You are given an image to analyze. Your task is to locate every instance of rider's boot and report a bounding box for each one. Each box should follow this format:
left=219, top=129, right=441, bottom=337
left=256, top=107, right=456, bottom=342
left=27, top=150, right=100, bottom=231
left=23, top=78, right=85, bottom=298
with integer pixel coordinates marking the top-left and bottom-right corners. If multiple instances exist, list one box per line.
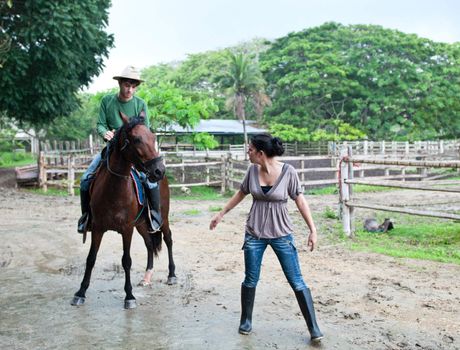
left=77, top=189, right=91, bottom=234
left=145, top=183, right=162, bottom=232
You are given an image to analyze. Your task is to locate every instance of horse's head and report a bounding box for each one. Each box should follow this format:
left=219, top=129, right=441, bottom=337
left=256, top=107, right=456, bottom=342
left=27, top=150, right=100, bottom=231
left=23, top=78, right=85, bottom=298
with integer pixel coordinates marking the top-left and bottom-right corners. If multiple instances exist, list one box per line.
left=117, top=111, right=165, bottom=182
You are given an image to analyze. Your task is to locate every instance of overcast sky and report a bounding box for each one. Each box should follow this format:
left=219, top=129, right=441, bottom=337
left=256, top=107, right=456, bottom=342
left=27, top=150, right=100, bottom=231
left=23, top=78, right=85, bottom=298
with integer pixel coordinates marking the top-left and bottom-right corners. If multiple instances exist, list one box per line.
left=86, top=0, right=460, bottom=92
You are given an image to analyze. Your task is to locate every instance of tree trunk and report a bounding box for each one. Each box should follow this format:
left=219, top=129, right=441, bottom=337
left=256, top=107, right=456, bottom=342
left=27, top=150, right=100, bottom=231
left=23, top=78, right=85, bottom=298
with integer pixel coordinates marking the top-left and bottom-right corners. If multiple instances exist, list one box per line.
left=242, top=118, right=248, bottom=160
left=236, top=93, right=248, bottom=160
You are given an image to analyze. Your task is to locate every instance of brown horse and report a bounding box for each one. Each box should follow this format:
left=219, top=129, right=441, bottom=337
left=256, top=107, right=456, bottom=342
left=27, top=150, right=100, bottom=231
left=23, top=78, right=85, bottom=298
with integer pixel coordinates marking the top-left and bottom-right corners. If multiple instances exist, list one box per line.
left=71, top=112, right=176, bottom=309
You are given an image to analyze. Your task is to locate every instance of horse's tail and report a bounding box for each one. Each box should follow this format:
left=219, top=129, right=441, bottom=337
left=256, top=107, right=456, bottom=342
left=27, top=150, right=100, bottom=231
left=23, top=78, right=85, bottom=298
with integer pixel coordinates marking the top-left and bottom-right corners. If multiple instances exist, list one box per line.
left=152, top=231, right=162, bottom=256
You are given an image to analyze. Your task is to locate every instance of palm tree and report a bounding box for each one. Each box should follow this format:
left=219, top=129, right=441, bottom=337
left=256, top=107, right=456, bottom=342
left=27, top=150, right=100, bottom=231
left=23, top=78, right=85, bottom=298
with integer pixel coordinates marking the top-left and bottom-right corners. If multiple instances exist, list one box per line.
left=221, top=52, right=269, bottom=159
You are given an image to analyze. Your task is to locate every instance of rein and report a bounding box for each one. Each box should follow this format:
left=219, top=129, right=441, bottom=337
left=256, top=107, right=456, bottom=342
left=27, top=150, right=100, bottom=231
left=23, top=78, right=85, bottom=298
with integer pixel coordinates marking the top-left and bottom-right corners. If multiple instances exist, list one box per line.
left=106, top=127, right=163, bottom=180
left=105, top=144, right=130, bottom=179
left=118, top=129, right=163, bottom=179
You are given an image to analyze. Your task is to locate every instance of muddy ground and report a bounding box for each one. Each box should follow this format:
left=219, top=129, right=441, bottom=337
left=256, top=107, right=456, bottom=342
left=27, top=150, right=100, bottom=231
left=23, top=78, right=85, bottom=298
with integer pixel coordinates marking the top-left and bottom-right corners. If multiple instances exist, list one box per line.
left=0, top=185, right=459, bottom=350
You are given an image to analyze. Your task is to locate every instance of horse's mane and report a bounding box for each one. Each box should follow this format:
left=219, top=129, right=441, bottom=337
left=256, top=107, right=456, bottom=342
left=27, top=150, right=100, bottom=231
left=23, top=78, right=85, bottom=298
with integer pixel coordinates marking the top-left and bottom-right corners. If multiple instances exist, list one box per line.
left=109, top=115, right=146, bottom=150
left=99, top=116, right=147, bottom=169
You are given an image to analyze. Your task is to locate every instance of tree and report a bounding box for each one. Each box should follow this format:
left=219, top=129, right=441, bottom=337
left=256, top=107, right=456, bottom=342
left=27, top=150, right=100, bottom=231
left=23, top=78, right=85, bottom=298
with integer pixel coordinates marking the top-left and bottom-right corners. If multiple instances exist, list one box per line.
left=141, top=38, right=271, bottom=120
left=0, top=0, right=114, bottom=126
left=220, top=52, right=268, bottom=158
left=310, top=119, right=366, bottom=141
left=269, top=123, right=310, bottom=142
left=41, top=92, right=106, bottom=140
left=137, top=82, right=218, bottom=133
left=260, top=22, right=460, bottom=140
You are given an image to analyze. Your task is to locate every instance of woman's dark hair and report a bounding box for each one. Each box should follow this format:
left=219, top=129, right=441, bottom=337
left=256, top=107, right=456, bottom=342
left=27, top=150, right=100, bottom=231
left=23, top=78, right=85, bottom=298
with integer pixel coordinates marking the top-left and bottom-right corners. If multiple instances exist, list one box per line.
left=250, top=133, right=284, bottom=157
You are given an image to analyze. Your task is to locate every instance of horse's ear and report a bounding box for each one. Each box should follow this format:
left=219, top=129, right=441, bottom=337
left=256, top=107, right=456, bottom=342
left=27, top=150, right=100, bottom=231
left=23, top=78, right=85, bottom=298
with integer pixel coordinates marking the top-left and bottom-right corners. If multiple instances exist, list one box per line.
left=139, top=110, right=146, bottom=118
left=119, top=111, right=129, bottom=124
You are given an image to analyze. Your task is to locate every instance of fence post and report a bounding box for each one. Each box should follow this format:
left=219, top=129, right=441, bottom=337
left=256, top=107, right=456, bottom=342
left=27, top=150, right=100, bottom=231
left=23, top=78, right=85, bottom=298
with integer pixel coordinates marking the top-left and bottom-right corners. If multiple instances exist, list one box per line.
left=300, top=158, right=305, bottom=181
left=220, top=154, right=226, bottom=194
left=229, top=155, right=234, bottom=190
left=181, top=157, right=185, bottom=183
left=68, top=155, right=75, bottom=196
left=340, top=146, right=353, bottom=237
left=89, top=134, right=94, bottom=155
left=38, top=151, right=47, bottom=193
left=347, top=146, right=354, bottom=233
left=206, top=159, right=210, bottom=186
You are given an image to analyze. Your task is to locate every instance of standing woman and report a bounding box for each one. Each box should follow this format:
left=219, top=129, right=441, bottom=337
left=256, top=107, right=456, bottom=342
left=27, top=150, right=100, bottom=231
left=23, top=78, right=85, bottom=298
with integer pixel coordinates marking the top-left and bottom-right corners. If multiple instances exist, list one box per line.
left=209, top=133, right=323, bottom=342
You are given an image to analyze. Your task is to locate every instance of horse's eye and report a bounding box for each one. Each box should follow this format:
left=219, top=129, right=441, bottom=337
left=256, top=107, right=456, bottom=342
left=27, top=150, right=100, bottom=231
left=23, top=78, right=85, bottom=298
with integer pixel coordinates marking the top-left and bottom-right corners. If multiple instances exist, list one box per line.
left=133, top=137, right=142, bottom=145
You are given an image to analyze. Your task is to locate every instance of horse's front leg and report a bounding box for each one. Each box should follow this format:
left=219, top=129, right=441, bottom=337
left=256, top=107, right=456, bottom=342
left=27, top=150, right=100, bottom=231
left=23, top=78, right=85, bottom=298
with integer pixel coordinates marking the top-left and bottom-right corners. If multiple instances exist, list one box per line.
left=121, top=229, right=136, bottom=309
left=163, top=226, right=177, bottom=285
left=71, top=230, right=104, bottom=306
left=138, top=231, right=155, bottom=286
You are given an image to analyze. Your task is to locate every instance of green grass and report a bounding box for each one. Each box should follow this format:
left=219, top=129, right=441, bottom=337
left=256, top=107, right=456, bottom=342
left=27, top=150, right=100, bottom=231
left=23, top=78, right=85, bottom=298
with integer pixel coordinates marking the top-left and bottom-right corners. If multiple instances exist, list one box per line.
left=209, top=205, right=223, bottom=212
left=171, top=185, right=231, bottom=200
left=322, top=206, right=339, bottom=219
left=306, top=184, right=393, bottom=196
left=0, top=152, right=36, bottom=167
left=183, top=209, right=201, bottom=215
left=25, top=187, right=70, bottom=197
left=347, top=221, right=460, bottom=265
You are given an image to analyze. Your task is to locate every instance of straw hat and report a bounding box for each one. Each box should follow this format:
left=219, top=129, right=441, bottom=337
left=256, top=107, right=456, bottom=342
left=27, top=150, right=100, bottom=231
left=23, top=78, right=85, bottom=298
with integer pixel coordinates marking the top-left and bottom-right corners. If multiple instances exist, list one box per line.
left=113, top=65, right=144, bottom=82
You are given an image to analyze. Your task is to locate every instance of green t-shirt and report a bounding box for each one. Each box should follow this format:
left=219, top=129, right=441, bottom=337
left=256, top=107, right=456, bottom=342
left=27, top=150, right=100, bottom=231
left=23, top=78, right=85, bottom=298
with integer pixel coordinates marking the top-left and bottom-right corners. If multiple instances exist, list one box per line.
left=96, top=94, right=150, bottom=140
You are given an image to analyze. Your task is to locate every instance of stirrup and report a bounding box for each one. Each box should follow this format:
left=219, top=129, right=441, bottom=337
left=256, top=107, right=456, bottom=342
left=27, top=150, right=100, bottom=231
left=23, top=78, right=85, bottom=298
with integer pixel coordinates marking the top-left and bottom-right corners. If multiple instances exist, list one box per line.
left=77, top=213, right=89, bottom=234
left=147, top=210, right=162, bottom=233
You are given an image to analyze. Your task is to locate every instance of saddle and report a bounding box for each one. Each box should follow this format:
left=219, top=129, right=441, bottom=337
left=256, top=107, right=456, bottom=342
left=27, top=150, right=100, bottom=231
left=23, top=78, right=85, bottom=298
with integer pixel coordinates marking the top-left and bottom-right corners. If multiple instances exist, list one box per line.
left=84, top=167, right=157, bottom=232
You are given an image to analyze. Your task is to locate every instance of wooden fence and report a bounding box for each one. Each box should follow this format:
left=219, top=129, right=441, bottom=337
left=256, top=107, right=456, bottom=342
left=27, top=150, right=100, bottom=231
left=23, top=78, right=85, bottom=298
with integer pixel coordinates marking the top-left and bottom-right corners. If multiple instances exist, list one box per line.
left=17, top=138, right=460, bottom=197
left=339, top=146, right=460, bottom=237
left=34, top=151, right=339, bottom=195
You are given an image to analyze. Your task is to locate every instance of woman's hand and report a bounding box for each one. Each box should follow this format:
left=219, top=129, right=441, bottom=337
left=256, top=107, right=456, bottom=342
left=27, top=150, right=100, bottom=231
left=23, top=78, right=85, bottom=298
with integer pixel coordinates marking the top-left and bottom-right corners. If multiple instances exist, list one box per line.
left=307, top=230, right=318, bottom=252
left=209, top=212, right=223, bottom=230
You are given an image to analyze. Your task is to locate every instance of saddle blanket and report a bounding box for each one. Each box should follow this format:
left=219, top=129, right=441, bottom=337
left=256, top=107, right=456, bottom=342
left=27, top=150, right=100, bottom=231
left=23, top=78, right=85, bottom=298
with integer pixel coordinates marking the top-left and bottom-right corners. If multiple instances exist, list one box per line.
left=130, top=168, right=144, bottom=206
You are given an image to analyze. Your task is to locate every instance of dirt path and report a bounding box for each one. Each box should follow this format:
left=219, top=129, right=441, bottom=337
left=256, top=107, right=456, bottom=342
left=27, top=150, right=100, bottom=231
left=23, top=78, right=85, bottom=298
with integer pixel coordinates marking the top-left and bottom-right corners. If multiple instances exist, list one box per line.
left=0, top=188, right=459, bottom=350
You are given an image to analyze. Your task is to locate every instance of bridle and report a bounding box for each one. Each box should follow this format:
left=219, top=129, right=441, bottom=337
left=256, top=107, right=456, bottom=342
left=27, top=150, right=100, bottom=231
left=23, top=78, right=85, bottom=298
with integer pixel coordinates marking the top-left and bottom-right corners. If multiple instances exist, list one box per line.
left=106, top=125, right=163, bottom=180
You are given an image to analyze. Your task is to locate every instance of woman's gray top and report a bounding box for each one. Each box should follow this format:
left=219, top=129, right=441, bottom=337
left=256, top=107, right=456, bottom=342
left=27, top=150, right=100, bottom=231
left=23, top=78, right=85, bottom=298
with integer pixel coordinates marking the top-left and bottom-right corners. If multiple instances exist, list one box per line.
left=240, top=163, right=302, bottom=239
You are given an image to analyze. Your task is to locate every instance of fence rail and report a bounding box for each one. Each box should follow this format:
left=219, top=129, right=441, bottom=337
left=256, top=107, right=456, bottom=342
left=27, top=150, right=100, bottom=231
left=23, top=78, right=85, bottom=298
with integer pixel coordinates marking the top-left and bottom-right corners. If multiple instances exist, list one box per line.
left=31, top=137, right=460, bottom=158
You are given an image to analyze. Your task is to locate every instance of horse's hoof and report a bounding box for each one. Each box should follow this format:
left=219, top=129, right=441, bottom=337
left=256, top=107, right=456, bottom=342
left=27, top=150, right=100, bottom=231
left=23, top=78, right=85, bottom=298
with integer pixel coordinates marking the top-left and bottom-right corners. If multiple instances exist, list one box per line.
left=124, top=299, right=137, bottom=309
left=138, top=280, right=151, bottom=287
left=71, top=296, right=86, bottom=306
left=167, top=276, right=178, bottom=285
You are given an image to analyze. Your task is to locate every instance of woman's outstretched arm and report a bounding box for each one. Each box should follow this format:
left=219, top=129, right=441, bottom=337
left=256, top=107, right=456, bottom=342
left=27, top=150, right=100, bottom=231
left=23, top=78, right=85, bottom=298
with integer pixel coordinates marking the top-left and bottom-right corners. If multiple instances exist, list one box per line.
left=209, top=190, right=247, bottom=230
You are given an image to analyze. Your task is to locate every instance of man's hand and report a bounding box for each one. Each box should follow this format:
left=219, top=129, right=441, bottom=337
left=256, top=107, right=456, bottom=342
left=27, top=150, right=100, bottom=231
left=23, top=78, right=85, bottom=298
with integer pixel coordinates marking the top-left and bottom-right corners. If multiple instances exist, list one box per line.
left=104, top=129, right=115, bottom=141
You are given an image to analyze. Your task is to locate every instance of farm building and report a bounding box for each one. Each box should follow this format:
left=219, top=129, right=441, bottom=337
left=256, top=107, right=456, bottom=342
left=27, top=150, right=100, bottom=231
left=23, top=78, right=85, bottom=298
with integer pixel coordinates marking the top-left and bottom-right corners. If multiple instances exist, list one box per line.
left=157, top=119, right=267, bottom=146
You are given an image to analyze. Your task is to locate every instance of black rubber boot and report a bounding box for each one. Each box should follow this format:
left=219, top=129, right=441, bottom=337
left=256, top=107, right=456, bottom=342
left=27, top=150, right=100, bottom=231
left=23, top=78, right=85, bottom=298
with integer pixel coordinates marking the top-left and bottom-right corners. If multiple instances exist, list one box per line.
left=239, top=285, right=256, bottom=335
left=145, top=184, right=162, bottom=232
left=77, top=190, right=91, bottom=234
left=295, top=288, right=323, bottom=342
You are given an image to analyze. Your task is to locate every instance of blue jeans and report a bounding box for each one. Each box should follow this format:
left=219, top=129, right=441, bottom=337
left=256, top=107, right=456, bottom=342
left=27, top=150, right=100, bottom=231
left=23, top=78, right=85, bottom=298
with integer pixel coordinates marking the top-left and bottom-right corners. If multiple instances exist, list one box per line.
left=80, top=153, right=102, bottom=191
left=80, top=153, right=158, bottom=191
left=242, top=233, right=308, bottom=291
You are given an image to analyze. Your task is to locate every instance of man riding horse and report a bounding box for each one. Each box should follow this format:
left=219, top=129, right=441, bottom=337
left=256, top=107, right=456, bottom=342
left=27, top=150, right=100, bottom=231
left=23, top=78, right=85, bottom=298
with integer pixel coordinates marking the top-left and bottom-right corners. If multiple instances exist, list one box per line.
left=78, top=65, right=162, bottom=234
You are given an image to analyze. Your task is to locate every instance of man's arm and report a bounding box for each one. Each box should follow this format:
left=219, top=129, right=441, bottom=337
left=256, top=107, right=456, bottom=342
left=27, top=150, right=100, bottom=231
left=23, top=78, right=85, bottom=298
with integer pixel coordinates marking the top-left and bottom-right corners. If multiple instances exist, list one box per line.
left=96, top=97, right=110, bottom=140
